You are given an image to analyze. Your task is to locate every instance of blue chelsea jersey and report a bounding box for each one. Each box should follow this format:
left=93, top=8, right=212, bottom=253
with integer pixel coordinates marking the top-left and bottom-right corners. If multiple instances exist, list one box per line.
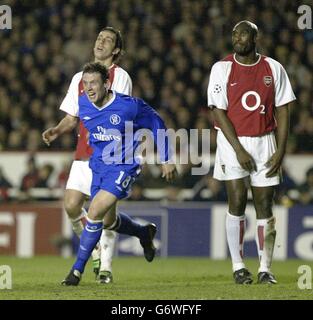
left=78, top=91, right=169, bottom=174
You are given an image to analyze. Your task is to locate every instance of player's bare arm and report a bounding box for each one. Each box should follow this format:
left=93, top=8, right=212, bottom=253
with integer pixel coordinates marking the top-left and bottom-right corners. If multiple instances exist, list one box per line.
left=161, top=163, right=177, bottom=182
left=212, top=107, right=257, bottom=172
left=42, top=114, right=78, bottom=146
left=266, top=104, right=289, bottom=177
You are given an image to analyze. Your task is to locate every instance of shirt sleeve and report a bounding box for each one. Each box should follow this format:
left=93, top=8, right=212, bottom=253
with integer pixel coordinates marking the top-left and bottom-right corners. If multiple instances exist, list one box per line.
left=265, top=57, right=296, bottom=107
left=135, top=99, right=172, bottom=163
left=207, top=62, right=229, bottom=110
left=111, top=68, right=133, bottom=95
left=59, top=72, right=81, bottom=116
left=274, top=64, right=296, bottom=107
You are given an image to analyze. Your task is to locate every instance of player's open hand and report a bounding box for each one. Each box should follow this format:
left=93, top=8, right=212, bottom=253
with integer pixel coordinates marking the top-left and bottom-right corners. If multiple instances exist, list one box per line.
left=161, top=163, right=177, bottom=182
left=236, top=148, right=257, bottom=173
left=265, top=151, right=284, bottom=178
left=42, top=128, right=59, bottom=146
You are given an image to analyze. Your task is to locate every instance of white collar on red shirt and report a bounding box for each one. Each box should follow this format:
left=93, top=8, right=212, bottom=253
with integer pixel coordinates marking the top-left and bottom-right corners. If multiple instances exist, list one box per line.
left=233, top=53, right=261, bottom=66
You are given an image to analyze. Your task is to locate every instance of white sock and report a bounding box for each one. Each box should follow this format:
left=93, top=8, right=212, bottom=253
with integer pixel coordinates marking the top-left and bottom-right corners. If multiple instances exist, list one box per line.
left=226, top=212, right=246, bottom=272
left=70, top=208, right=86, bottom=237
left=99, top=229, right=117, bottom=272
left=256, top=217, right=276, bottom=273
left=70, top=208, right=100, bottom=261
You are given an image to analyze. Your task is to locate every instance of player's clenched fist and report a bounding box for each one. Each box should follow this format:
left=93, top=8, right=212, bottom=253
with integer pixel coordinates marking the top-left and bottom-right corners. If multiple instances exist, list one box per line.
left=42, top=114, right=78, bottom=146
left=161, top=163, right=177, bottom=182
left=42, top=127, right=59, bottom=146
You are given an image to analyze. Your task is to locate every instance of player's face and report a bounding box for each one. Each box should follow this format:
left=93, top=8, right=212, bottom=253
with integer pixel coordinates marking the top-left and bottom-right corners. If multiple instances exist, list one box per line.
left=232, top=24, right=255, bottom=55
left=82, top=72, right=108, bottom=105
left=94, top=30, right=118, bottom=61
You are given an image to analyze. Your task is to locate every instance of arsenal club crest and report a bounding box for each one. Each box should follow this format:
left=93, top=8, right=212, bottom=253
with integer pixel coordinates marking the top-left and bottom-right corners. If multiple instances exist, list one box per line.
left=264, top=76, right=272, bottom=87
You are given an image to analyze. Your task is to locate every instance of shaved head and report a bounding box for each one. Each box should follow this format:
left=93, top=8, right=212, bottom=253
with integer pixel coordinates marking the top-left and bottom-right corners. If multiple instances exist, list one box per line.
left=232, top=20, right=258, bottom=56
left=233, top=20, right=258, bottom=36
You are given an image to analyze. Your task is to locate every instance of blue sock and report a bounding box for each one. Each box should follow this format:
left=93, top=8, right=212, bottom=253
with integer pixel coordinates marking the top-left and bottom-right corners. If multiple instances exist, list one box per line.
left=72, top=219, right=103, bottom=273
left=113, top=212, right=148, bottom=241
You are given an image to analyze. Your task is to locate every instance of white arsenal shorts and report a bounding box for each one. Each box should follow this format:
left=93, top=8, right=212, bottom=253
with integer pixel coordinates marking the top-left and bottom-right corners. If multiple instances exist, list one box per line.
left=213, top=131, right=280, bottom=187
left=66, top=160, right=92, bottom=196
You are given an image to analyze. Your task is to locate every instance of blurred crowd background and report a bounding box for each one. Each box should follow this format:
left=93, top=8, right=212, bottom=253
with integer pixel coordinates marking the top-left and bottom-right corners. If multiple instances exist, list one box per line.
left=0, top=0, right=312, bottom=204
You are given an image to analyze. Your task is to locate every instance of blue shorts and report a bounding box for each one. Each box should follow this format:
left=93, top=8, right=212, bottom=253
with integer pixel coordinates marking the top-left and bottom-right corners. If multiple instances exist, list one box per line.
left=91, top=167, right=140, bottom=200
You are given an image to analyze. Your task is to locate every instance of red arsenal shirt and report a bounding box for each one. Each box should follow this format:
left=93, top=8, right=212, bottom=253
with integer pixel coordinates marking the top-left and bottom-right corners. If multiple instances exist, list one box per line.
left=207, top=54, right=296, bottom=137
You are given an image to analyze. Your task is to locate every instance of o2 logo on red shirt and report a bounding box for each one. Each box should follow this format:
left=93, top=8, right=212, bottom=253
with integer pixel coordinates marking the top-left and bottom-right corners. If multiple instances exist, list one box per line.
left=241, top=91, right=265, bottom=114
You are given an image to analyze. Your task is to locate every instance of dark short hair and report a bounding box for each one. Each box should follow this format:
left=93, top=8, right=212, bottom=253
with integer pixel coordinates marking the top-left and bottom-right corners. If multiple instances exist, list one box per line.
left=100, top=26, right=124, bottom=62
left=82, top=62, right=109, bottom=82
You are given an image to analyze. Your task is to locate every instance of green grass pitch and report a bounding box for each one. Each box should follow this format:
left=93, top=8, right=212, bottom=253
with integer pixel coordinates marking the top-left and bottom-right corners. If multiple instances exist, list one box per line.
left=0, top=256, right=312, bottom=300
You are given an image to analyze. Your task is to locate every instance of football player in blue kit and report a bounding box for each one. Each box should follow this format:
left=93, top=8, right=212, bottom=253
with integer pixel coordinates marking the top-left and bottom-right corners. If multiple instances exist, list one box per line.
left=44, top=62, right=176, bottom=285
